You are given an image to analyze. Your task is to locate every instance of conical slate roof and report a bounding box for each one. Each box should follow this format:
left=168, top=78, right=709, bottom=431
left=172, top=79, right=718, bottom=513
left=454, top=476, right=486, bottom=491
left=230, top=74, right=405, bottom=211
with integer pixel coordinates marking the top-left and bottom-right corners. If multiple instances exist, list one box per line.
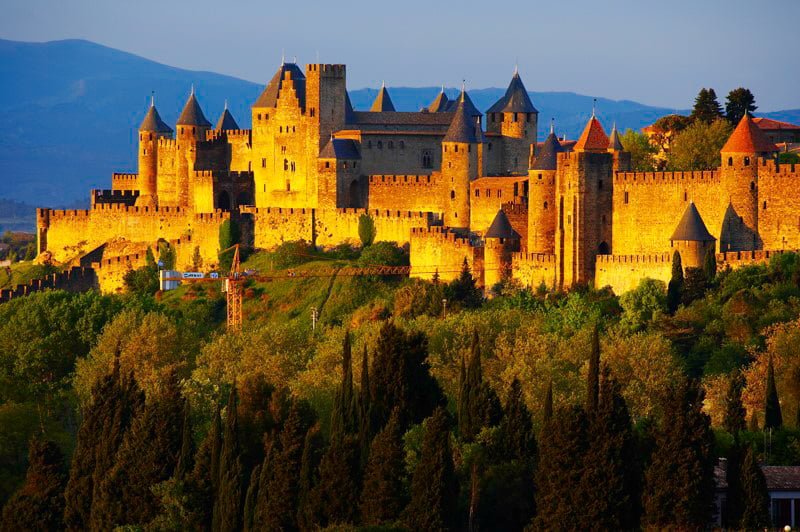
left=177, top=91, right=212, bottom=127
left=443, top=91, right=481, bottom=144
left=370, top=83, right=396, bottom=112
left=215, top=107, right=239, bottom=130
left=485, top=210, right=520, bottom=239
left=608, top=124, right=624, bottom=151
left=444, top=90, right=481, bottom=117
left=139, top=104, right=173, bottom=133
left=722, top=113, right=778, bottom=153
left=532, top=131, right=564, bottom=170
left=253, top=63, right=306, bottom=110
left=428, top=88, right=450, bottom=112
left=670, top=202, right=715, bottom=242
left=486, top=71, right=538, bottom=114
left=574, top=115, right=609, bottom=152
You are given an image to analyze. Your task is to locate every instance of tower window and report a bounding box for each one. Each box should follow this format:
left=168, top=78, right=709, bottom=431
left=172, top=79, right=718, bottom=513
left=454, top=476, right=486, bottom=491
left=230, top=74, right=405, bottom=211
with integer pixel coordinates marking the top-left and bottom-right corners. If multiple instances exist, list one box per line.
left=750, top=181, right=755, bottom=191
left=325, top=161, right=330, bottom=168
left=258, top=113, right=262, bottom=120
left=684, top=191, right=688, bottom=201
left=388, top=141, right=394, bottom=149
left=598, top=179, right=603, bottom=190
left=450, top=190, right=455, bottom=199
left=728, top=157, right=733, bottom=166
left=488, top=143, right=492, bottom=151
left=544, top=201, right=548, bottom=210
left=422, top=150, right=433, bottom=169
left=284, top=159, right=289, bottom=171
left=475, top=189, right=480, bottom=197
left=468, top=145, right=471, bottom=152
left=744, top=156, right=750, bottom=166
left=513, top=113, right=518, bottom=122
left=280, top=126, right=283, bottom=133
left=286, top=180, right=291, bottom=192
left=763, top=201, right=767, bottom=210
left=624, top=191, right=629, bottom=204
left=455, top=145, right=459, bottom=153
left=262, top=158, right=266, bottom=168
left=310, top=108, right=315, bottom=117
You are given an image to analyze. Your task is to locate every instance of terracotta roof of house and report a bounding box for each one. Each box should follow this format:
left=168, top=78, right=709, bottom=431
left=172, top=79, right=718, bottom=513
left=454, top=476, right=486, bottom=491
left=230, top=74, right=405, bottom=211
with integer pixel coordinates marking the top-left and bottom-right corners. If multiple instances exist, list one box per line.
left=215, top=107, right=239, bottom=130
left=670, top=202, right=715, bottom=242
left=428, top=88, right=450, bottom=113
left=319, top=138, right=361, bottom=159
left=573, top=116, right=609, bottom=152
left=486, top=71, right=538, bottom=114
left=370, top=84, right=396, bottom=112
left=753, top=117, right=800, bottom=131
left=531, top=132, right=564, bottom=170
left=177, top=92, right=212, bottom=127
left=443, top=92, right=482, bottom=144
left=608, top=124, right=624, bottom=151
left=722, top=113, right=778, bottom=153
left=485, top=210, right=520, bottom=239
left=139, top=104, right=173, bottom=133
left=253, top=63, right=306, bottom=110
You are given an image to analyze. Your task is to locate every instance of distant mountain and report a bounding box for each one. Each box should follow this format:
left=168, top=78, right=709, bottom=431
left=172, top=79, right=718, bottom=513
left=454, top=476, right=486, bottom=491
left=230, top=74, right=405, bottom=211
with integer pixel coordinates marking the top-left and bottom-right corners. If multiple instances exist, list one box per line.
left=0, top=38, right=797, bottom=206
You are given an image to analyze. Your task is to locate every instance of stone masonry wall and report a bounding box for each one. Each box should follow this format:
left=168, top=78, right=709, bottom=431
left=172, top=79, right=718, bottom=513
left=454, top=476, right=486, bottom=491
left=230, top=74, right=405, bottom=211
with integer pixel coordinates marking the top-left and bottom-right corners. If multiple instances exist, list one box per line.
left=410, top=226, right=483, bottom=284
left=758, top=163, right=800, bottom=250
left=594, top=253, right=673, bottom=295
left=511, top=252, right=557, bottom=289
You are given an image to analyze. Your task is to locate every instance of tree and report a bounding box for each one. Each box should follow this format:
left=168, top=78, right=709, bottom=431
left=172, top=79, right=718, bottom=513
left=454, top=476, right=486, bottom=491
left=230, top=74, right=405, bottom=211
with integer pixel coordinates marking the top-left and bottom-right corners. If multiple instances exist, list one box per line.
left=682, top=267, right=708, bottom=305
left=360, top=409, right=406, bottom=525
left=764, top=355, right=783, bottom=430
left=330, top=332, right=358, bottom=437
left=191, top=246, right=203, bottom=271
left=310, top=435, right=361, bottom=527
left=642, top=378, right=715, bottom=529
left=738, top=445, right=770, bottom=529
left=586, top=326, right=600, bottom=413
left=0, top=439, right=67, bottom=532
left=158, top=240, right=176, bottom=270
left=296, top=425, right=324, bottom=531
left=725, top=88, right=757, bottom=125
left=458, top=331, right=502, bottom=441
left=446, top=258, right=483, bottom=309
left=691, top=88, right=724, bottom=123
left=499, top=378, right=536, bottom=465
left=175, top=401, right=195, bottom=481
left=250, top=441, right=275, bottom=531
left=123, top=247, right=159, bottom=295
left=703, top=247, right=717, bottom=284
left=213, top=386, right=244, bottom=532
left=218, top=219, right=241, bottom=272
left=405, top=408, right=458, bottom=531
left=723, top=371, right=747, bottom=438
left=543, top=380, right=553, bottom=423
left=667, top=118, right=733, bottom=171
left=357, top=345, right=373, bottom=467
left=619, top=278, right=667, bottom=332
left=667, top=250, right=684, bottom=314
left=358, top=213, right=376, bottom=247
left=185, top=406, right=222, bottom=530
left=620, top=129, right=657, bottom=171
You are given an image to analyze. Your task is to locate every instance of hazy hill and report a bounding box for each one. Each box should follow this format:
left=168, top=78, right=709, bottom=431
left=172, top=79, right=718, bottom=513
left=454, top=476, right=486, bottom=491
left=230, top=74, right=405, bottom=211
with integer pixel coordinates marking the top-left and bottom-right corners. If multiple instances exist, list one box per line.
left=0, top=38, right=797, bottom=207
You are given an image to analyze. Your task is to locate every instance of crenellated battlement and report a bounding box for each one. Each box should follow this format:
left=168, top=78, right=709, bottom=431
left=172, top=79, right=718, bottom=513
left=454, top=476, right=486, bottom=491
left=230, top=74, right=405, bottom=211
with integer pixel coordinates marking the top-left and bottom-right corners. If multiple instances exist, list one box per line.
left=595, top=252, right=673, bottom=265
left=613, top=170, right=720, bottom=185
left=0, top=266, right=97, bottom=303
left=240, top=206, right=311, bottom=216
left=157, top=137, right=177, bottom=149
left=369, top=174, right=439, bottom=186
left=307, top=63, right=346, bottom=78
left=92, top=189, right=140, bottom=206
left=758, top=161, right=799, bottom=178
left=410, top=226, right=473, bottom=246
left=205, top=129, right=252, bottom=142
left=192, top=170, right=254, bottom=182
left=512, top=252, right=556, bottom=264
left=112, top=173, right=138, bottom=181
left=717, top=249, right=800, bottom=266
left=194, top=211, right=231, bottom=223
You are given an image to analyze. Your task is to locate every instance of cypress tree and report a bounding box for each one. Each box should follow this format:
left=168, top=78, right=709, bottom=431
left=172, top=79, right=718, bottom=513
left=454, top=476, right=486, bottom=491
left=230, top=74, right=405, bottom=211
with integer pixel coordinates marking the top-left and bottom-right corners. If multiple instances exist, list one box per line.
left=357, top=345, right=373, bottom=468
left=331, top=331, right=358, bottom=437
left=764, top=355, right=783, bottom=430
left=533, top=405, right=589, bottom=530
left=642, top=378, right=715, bottom=529
left=682, top=267, right=708, bottom=305
left=242, top=462, right=262, bottom=532
left=311, top=435, right=362, bottom=527
left=360, top=409, right=407, bottom=526
left=185, top=406, right=222, bottom=531
left=749, top=411, right=760, bottom=432
left=738, top=445, right=770, bottom=529
left=213, top=386, right=244, bottom=532
left=405, top=407, right=458, bottom=532
left=0, top=439, right=67, bottom=532
left=543, top=380, right=553, bottom=423
left=251, top=440, right=275, bottom=531
left=500, top=378, right=536, bottom=464
left=296, top=425, right=324, bottom=531
left=447, top=257, right=483, bottom=309
left=175, top=401, right=194, bottom=480
left=667, top=250, right=684, bottom=314
left=703, top=247, right=717, bottom=283
left=586, top=326, right=600, bottom=413
left=92, top=371, right=185, bottom=529
left=458, top=332, right=502, bottom=441
left=723, top=370, right=747, bottom=438
left=725, top=442, right=745, bottom=528
left=581, top=366, right=640, bottom=530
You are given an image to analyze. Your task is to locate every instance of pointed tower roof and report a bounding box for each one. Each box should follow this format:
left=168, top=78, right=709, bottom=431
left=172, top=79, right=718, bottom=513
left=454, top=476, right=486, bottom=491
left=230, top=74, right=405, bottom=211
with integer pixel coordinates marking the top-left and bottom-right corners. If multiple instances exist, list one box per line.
left=486, top=70, right=538, bottom=114
left=428, top=87, right=450, bottom=113
left=370, top=82, right=396, bottom=112
left=215, top=104, right=239, bottom=130
left=722, top=113, right=778, bottom=153
left=444, top=90, right=481, bottom=117
left=344, top=92, right=356, bottom=124
left=139, top=102, right=173, bottom=133
left=177, top=90, right=212, bottom=127
left=443, top=90, right=481, bottom=144
left=573, top=115, right=609, bottom=152
left=253, top=63, right=307, bottom=110
left=608, top=123, right=624, bottom=151
left=532, top=131, right=565, bottom=170
left=670, top=202, right=715, bottom=242
left=485, top=210, right=520, bottom=239
left=320, top=137, right=361, bottom=159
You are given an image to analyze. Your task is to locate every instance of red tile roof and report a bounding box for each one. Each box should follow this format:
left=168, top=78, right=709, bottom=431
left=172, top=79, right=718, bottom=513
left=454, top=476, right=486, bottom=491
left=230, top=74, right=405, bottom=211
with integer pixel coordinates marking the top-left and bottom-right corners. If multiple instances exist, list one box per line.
left=722, top=113, right=778, bottom=153
left=574, top=116, right=609, bottom=152
left=753, top=117, right=800, bottom=131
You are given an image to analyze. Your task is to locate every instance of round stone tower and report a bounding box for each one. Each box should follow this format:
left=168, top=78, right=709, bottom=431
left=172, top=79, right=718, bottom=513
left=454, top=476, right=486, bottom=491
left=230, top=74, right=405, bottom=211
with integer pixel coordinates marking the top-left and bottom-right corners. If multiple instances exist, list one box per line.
left=442, top=89, right=483, bottom=229
left=137, top=99, right=173, bottom=206
left=484, top=209, right=520, bottom=291
left=527, top=124, right=562, bottom=253
left=670, top=202, right=716, bottom=269
left=175, top=88, right=212, bottom=208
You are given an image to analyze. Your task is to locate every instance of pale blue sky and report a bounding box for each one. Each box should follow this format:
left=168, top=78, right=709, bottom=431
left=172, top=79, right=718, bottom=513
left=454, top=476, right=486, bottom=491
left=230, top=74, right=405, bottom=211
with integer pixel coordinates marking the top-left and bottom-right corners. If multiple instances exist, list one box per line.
left=1, top=0, right=798, bottom=110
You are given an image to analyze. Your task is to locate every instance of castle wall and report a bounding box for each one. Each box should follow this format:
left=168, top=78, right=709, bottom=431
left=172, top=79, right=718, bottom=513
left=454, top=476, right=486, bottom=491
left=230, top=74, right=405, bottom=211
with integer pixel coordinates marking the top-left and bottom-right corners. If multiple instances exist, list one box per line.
left=502, top=201, right=528, bottom=253
left=511, top=252, right=557, bottom=289
left=368, top=174, right=446, bottom=212
left=156, top=138, right=178, bottom=205
left=409, top=226, right=483, bottom=284
left=527, top=170, right=557, bottom=253
left=0, top=267, right=97, bottom=303
left=469, top=176, right=527, bottom=234
left=757, top=162, right=800, bottom=249
left=112, top=173, right=139, bottom=191
left=594, top=253, right=673, bottom=295
left=355, top=133, right=442, bottom=176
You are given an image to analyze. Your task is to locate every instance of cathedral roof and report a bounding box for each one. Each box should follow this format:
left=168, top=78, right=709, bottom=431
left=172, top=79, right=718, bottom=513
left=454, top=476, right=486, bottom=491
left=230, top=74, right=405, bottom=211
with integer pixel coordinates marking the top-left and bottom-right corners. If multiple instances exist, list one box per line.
left=608, top=124, right=624, bottom=151
left=485, top=210, right=520, bottom=239
left=177, top=91, right=212, bottom=127
left=427, top=88, right=450, bottom=113
left=670, top=202, right=715, bottom=242
left=531, top=131, right=564, bottom=170
left=319, top=138, right=361, bottom=159
left=139, top=104, right=173, bottom=133
left=573, top=115, right=609, bottom=152
left=370, top=83, right=396, bottom=112
left=486, top=70, right=538, bottom=114
left=215, top=106, right=239, bottom=130
left=443, top=91, right=482, bottom=144
left=722, top=113, right=778, bottom=153
left=253, top=63, right=307, bottom=110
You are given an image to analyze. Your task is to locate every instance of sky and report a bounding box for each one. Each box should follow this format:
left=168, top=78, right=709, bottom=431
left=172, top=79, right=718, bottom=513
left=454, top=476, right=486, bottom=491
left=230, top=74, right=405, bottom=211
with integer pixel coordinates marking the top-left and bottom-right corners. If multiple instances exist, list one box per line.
left=1, top=0, right=798, bottom=111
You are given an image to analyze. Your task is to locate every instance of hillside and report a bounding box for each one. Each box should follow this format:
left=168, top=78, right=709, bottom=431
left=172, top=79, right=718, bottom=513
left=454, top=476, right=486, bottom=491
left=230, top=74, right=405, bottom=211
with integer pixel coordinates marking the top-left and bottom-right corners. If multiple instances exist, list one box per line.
left=1, top=38, right=797, bottom=207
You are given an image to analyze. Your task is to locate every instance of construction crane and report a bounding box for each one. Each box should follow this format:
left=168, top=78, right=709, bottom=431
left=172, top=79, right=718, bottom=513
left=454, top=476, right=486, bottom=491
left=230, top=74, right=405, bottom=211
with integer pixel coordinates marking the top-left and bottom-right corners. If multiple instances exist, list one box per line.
left=224, top=244, right=243, bottom=331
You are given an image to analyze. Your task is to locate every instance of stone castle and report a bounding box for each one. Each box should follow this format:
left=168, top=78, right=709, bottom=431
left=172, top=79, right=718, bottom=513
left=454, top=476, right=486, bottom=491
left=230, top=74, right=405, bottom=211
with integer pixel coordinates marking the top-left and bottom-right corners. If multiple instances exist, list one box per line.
left=35, top=61, right=800, bottom=294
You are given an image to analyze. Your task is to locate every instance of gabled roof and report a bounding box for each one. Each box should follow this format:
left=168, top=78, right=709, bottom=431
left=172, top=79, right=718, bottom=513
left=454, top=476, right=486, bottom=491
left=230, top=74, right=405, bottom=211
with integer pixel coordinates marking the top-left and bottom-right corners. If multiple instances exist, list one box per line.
left=722, top=113, right=779, bottom=153
left=608, top=124, right=624, bottom=151
left=370, top=84, right=396, bottom=112
left=319, top=138, right=361, bottom=160
left=670, top=202, right=715, bottom=242
left=486, top=71, right=538, bottom=114
left=177, top=91, right=212, bottom=127
left=573, top=116, right=609, bottom=152
left=428, top=88, right=450, bottom=113
left=531, top=131, right=564, bottom=170
left=753, top=117, right=800, bottom=131
left=443, top=92, right=482, bottom=144
left=139, top=104, right=173, bottom=133
left=253, top=63, right=306, bottom=110
left=215, top=107, right=239, bottom=130
left=485, top=210, right=520, bottom=239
